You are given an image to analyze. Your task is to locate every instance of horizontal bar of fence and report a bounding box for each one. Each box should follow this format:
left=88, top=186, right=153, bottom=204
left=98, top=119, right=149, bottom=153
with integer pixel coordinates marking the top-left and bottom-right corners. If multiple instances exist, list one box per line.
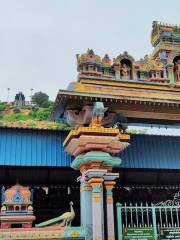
left=119, top=206, right=180, bottom=209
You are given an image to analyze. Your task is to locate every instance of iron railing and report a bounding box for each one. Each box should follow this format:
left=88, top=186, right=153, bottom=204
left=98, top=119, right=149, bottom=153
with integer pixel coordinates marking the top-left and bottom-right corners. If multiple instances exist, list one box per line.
left=116, top=202, right=180, bottom=240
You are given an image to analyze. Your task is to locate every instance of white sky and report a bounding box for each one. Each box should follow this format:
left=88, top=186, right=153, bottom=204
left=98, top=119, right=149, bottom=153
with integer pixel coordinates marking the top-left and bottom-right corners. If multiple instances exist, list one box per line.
left=0, top=0, right=179, bottom=101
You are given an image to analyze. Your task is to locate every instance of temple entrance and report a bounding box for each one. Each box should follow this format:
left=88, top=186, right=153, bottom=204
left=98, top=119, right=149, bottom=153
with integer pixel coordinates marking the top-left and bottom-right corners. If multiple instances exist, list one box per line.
left=11, top=224, right=22, bottom=228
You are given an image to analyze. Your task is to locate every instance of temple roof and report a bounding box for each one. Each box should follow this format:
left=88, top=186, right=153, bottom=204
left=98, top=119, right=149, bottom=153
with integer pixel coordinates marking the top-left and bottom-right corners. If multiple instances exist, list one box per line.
left=2, top=183, right=32, bottom=205
left=52, top=79, right=180, bottom=124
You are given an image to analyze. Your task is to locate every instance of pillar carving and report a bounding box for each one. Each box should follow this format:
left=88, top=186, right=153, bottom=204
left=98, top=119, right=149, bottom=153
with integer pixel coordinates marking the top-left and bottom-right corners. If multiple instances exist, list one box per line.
left=114, top=65, right=120, bottom=80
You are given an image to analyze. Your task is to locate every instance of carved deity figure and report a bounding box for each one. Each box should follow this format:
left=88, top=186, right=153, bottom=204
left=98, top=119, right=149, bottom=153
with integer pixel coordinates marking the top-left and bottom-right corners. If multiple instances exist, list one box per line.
left=175, top=59, right=180, bottom=83
left=91, top=102, right=108, bottom=126
left=120, top=63, right=130, bottom=78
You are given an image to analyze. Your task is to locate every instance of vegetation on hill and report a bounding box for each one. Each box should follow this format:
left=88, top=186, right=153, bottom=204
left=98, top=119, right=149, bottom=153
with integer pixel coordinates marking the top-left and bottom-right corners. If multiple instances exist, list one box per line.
left=0, top=102, right=71, bottom=130
left=31, top=91, right=51, bottom=108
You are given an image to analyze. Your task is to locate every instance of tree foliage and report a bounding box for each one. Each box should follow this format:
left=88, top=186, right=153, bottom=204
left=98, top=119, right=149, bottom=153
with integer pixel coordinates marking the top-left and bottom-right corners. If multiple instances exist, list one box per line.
left=31, top=92, right=50, bottom=107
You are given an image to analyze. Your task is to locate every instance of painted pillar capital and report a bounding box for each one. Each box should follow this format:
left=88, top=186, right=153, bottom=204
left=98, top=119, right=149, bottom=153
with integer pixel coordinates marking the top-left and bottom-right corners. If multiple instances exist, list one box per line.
left=104, top=181, right=116, bottom=205
left=88, top=178, right=104, bottom=186
left=88, top=178, right=104, bottom=203
left=104, top=181, right=116, bottom=188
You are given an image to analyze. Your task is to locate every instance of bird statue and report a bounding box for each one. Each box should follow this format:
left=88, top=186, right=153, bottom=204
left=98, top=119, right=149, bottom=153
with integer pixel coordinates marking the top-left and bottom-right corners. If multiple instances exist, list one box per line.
left=36, top=202, right=75, bottom=228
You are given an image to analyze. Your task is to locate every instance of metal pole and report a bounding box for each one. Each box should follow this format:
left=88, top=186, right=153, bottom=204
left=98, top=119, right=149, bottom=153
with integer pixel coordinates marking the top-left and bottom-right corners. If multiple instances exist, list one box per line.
left=7, top=88, right=10, bottom=103
left=116, top=203, right=122, bottom=240
left=152, top=206, right=158, bottom=240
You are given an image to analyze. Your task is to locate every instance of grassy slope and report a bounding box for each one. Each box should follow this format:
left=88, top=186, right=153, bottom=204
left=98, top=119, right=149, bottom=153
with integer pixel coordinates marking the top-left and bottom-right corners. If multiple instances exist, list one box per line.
left=0, top=102, right=71, bottom=130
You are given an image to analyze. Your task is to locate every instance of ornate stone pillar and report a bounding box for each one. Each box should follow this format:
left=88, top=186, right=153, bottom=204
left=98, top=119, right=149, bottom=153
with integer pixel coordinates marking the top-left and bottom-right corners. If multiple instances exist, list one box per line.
left=104, top=181, right=116, bottom=240
left=88, top=175, right=105, bottom=240
left=114, top=65, right=120, bottom=80
left=104, top=173, right=119, bottom=240
left=63, top=106, right=130, bottom=240
left=79, top=174, right=92, bottom=240
left=167, top=64, right=174, bottom=83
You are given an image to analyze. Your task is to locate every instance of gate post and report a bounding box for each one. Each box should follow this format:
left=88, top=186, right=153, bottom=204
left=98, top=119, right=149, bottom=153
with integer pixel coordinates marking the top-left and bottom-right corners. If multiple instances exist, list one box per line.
left=116, top=203, right=123, bottom=240
left=152, top=206, right=158, bottom=240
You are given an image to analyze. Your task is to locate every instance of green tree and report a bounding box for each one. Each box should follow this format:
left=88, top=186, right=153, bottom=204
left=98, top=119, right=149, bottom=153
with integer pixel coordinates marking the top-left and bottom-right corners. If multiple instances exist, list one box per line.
left=31, top=92, right=50, bottom=108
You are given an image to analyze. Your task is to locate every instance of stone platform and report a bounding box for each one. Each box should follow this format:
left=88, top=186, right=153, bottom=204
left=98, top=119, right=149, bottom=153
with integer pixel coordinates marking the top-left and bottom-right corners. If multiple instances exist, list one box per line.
left=0, top=226, right=85, bottom=240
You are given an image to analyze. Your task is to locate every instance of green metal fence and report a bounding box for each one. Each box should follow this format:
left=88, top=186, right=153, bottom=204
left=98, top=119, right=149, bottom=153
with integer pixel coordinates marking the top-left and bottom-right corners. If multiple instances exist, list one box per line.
left=116, top=203, right=180, bottom=240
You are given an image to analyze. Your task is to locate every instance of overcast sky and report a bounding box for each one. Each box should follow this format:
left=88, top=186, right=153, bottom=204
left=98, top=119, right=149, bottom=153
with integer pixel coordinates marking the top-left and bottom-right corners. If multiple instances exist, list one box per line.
left=0, top=0, right=179, bottom=102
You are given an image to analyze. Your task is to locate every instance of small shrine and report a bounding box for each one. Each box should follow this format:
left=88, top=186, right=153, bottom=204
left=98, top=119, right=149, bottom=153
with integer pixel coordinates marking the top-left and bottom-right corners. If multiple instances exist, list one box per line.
left=0, top=184, right=35, bottom=229
left=14, top=92, right=25, bottom=107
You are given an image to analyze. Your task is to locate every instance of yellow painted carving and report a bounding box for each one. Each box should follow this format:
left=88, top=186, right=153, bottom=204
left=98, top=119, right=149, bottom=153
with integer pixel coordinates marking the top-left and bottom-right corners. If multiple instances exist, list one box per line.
left=80, top=186, right=92, bottom=192
left=79, top=78, right=180, bottom=92
left=63, top=125, right=129, bottom=147
left=92, top=193, right=101, bottom=202
left=71, top=230, right=80, bottom=237
left=106, top=195, right=113, bottom=204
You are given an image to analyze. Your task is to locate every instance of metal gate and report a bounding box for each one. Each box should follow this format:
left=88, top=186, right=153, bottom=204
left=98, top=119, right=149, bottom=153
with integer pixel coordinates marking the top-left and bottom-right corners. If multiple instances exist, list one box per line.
left=116, top=203, right=180, bottom=239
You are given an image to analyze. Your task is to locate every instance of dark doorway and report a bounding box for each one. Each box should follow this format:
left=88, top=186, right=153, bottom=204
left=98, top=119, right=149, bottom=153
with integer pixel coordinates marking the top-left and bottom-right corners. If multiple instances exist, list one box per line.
left=173, top=55, right=180, bottom=82
left=11, top=224, right=22, bottom=228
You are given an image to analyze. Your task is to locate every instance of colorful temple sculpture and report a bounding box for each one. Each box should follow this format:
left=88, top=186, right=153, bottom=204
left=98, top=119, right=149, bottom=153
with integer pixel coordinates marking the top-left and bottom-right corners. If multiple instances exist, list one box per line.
left=52, top=21, right=180, bottom=126
left=0, top=184, right=35, bottom=229
left=76, top=21, right=180, bottom=83
left=64, top=102, right=130, bottom=240
left=36, top=201, right=75, bottom=227
left=0, top=185, right=85, bottom=239
left=1, top=21, right=180, bottom=240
